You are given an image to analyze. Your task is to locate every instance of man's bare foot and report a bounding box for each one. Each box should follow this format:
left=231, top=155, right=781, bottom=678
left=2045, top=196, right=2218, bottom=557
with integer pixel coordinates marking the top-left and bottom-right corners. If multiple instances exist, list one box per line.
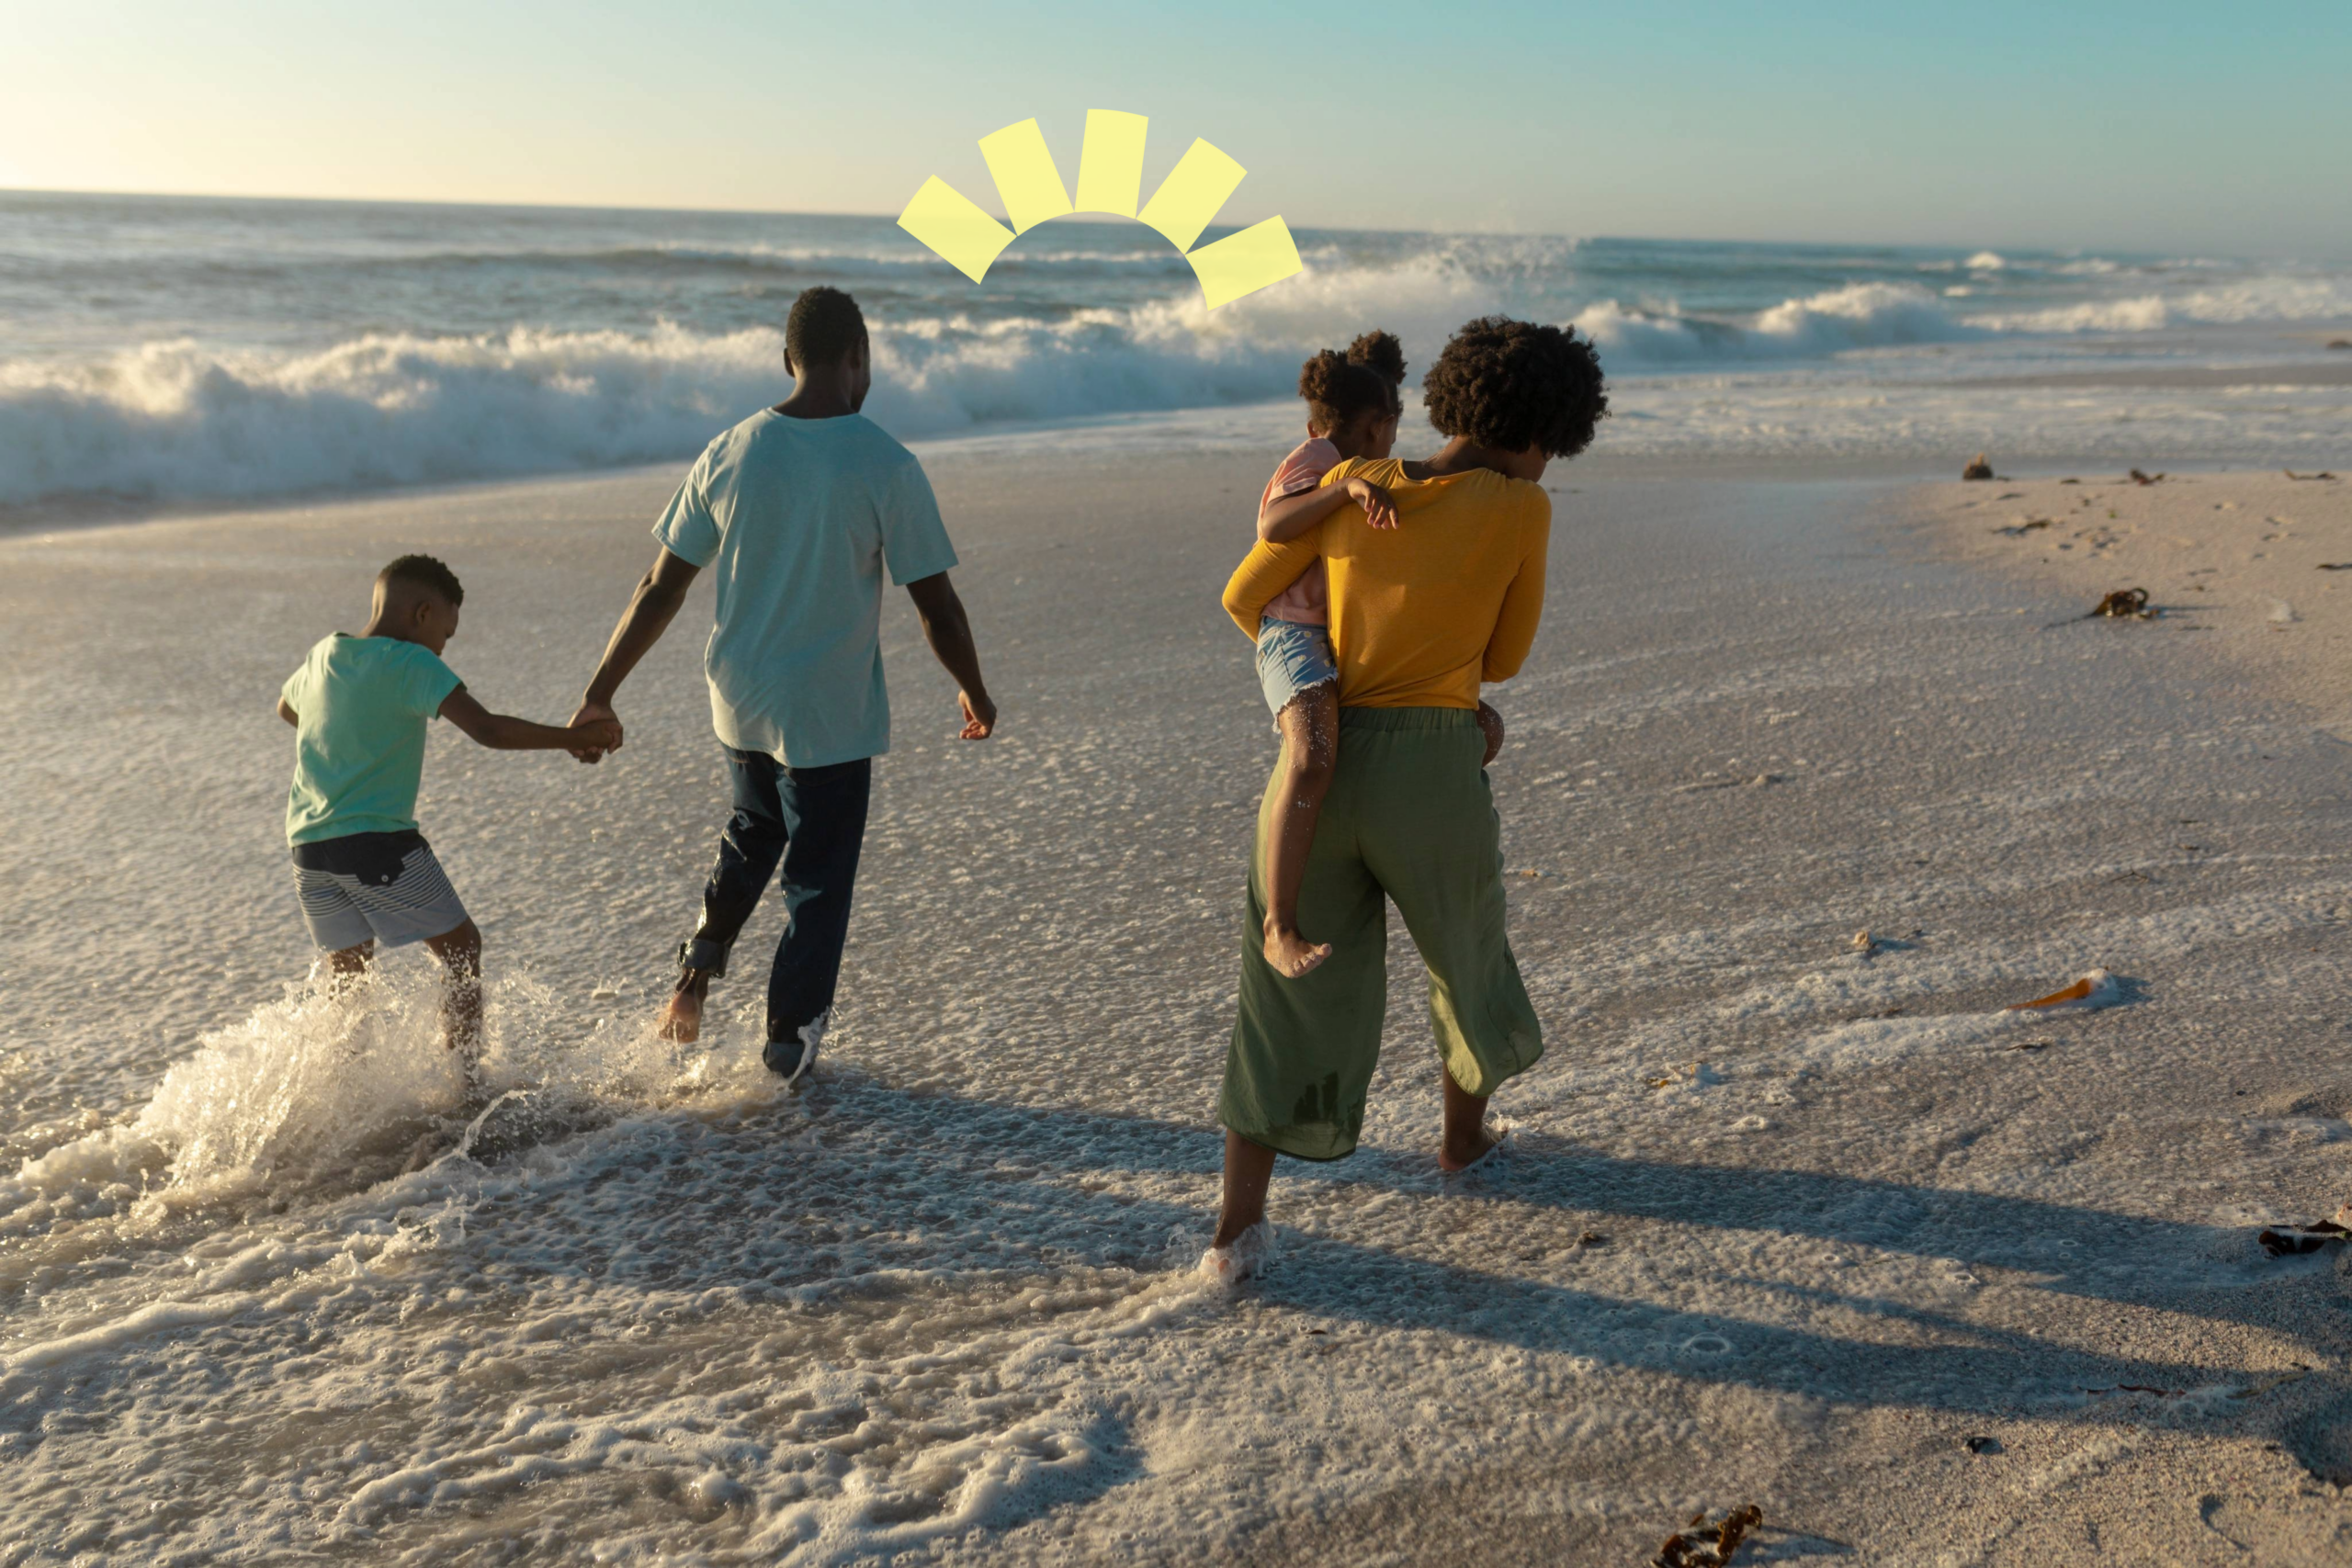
left=1438, top=1121, right=1510, bottom=1174
left=658, top=984, right=704, bottom=1043
left=1262, top=922, right=1333, bottom=979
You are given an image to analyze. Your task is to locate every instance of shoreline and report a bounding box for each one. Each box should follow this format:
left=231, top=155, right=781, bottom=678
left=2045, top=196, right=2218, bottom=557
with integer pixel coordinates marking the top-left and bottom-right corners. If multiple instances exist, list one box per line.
left=9, top=434, right=2312, bottom=545
left=1925, top=357, right=2352, bottom=392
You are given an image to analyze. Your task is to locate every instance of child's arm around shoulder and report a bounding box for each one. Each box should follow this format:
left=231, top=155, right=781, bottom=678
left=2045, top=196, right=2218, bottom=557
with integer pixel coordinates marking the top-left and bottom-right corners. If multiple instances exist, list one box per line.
left=276, top=696, right=299, bottom=727
left=1257, top=458, right=1399, bottom=541
left=439, top=688, right=622, bottom=757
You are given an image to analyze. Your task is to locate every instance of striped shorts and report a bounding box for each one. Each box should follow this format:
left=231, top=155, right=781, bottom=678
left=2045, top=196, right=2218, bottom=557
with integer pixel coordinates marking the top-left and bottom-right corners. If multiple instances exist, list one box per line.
left=291, top=830, right=469, bottom=953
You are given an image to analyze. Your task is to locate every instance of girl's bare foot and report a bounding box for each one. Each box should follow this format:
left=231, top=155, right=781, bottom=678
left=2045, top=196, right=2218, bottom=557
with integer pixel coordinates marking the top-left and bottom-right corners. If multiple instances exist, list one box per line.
left=1262, top=922, right=1333, bottom=979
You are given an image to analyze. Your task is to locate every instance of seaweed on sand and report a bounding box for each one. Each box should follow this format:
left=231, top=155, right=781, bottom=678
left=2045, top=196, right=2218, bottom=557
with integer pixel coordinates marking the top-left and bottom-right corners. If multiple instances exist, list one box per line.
left=1653, top=1504, right=1763, bottom=1567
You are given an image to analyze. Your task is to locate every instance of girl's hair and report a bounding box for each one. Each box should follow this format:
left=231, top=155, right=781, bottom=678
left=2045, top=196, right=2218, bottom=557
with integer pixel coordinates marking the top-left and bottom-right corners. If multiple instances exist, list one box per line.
left=1298, top=330, right=1409, bottom=433
left=1346, top=331, right=1407, bottom=389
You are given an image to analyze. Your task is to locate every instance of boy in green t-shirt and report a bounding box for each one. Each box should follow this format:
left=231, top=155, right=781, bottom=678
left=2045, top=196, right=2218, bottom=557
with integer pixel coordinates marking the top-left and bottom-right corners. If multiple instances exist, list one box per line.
left=277, top=555, right=619, bottom=1063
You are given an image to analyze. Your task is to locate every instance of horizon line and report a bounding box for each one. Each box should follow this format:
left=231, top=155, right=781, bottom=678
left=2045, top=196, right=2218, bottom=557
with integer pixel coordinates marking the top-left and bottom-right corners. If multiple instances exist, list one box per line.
left=0, top=183, right=2266, bottom=264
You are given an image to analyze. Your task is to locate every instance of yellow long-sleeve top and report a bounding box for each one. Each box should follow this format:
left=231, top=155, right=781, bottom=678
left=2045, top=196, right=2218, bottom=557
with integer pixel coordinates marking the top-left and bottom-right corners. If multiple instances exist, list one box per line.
left=1222, top=458, right=1551, bottom=709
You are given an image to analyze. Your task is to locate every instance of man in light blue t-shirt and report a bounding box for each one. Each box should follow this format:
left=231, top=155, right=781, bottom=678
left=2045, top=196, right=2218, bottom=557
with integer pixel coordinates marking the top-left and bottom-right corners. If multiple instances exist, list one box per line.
left=573, top=287, right=996, bottom=1081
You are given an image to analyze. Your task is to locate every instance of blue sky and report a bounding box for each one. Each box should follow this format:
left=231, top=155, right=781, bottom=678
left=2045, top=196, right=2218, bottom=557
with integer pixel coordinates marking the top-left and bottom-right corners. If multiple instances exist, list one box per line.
left=4, top=0, right=2346, bottom=254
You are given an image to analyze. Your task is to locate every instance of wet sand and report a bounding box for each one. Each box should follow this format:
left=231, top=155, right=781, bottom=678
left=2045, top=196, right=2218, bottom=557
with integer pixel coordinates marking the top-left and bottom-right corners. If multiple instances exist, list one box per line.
left=6, top=449, right=2352, bottom=1562
left=1939, top=362, right=2352, bottom=391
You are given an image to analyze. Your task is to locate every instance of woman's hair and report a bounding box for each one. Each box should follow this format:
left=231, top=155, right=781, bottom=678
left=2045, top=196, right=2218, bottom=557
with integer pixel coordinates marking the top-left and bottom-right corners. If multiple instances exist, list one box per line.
left=1421, top=316, right=1609, bottom=458
left=1298, top=330, right=1408, bottom=433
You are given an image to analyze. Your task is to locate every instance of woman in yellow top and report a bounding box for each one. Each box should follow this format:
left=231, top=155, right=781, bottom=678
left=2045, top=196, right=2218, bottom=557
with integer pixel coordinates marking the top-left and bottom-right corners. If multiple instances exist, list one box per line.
left=1205, top=316, right=1609, bottom=1280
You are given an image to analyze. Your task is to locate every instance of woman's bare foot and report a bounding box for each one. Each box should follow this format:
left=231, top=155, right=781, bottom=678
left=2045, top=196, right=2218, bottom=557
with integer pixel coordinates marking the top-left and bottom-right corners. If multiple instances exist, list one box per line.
left=1437, top=1121, right=1498, bottom=1173
left=1436, top=1073, right=1499, bottom=1172
left=1197, top=1221, right=1277, bottom=1286
left=1263, top=921, right=1333, bottom=979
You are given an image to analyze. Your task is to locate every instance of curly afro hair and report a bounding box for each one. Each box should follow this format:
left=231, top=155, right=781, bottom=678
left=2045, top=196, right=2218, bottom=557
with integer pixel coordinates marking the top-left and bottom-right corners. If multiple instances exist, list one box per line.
left=1345, top=330, right=1407, bottom=388
left=1296, top=349, right=1394, bottom=435
left=1420, top=316, right=1608, bottom=458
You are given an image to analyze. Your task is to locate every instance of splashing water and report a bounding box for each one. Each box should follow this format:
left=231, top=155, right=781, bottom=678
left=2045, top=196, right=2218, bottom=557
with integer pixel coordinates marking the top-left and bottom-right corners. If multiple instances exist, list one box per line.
left=0, top=963, right=777, bottom=1259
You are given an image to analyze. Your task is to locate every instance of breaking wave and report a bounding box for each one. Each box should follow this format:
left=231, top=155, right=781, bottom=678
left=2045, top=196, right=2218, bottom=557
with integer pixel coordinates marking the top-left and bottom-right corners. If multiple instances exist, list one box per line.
left=1569, top=282, right=1983, bottom=363
left=6, top=253, right=2348, bottom=512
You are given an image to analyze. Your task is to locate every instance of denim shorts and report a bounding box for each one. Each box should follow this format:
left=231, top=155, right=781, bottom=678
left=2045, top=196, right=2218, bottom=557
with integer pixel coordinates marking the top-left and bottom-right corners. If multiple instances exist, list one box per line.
left=1256, top=615, right=1338, bottom=716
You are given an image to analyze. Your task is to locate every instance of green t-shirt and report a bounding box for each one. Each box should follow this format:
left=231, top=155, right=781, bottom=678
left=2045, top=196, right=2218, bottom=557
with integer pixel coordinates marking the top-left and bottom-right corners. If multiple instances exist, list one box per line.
left=653, top=410, right=958, bottom=768
left=280, top=634, right=463, bottom=845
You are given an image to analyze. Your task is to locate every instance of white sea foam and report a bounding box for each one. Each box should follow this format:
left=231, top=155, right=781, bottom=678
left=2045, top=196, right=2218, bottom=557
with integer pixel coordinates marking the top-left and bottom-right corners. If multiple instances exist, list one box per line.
left=1971, top=274, right=2352, bottom=333
left=1570, top=282, right=1983, bottom=363
left=0, top=964, right=769, bottom=1247
left=0, top=316, right=1307, bottom=511
left=6, top=241, right=2351, bottom=512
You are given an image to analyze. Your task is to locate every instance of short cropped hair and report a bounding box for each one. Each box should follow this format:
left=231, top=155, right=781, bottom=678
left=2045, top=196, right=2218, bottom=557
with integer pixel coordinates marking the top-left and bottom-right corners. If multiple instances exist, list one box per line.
left=379, top=553, right=464, bottom=607
left=786, top=286, right=866, bottom=372
left=1421, top=316, right=1609, bottom=458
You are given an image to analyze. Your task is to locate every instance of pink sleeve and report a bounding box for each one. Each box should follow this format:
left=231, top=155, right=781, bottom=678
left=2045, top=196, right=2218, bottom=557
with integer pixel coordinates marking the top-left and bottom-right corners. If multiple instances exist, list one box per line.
left=1263, top=438, right=1344, bottom=504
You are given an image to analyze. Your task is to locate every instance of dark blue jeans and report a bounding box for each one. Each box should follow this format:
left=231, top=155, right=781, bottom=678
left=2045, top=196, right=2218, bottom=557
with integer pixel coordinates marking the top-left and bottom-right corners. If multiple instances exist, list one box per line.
left=681, top=749, right=871, bottom=1042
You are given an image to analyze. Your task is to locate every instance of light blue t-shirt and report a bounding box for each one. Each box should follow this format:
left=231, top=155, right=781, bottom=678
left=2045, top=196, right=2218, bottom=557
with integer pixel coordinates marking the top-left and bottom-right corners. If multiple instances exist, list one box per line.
left=280, top=634, right=464, bottom=844
left=653, top=410, right=958, bottom=768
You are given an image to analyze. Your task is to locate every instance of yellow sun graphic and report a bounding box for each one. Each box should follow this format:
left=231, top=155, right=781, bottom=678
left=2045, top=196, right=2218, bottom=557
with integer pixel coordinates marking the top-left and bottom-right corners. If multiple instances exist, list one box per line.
left=897, top=111, right=1303, bottom=310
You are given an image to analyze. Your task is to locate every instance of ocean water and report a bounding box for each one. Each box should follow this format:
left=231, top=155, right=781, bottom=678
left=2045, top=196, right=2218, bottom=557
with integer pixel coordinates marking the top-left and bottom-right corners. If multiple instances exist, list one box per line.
left=4, top=190, right=2349, bottom=514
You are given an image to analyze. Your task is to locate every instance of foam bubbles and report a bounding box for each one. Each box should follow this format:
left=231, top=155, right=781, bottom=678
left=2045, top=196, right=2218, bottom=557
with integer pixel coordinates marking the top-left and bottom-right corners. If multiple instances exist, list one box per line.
left=0, top=964, right=773, bottom=1251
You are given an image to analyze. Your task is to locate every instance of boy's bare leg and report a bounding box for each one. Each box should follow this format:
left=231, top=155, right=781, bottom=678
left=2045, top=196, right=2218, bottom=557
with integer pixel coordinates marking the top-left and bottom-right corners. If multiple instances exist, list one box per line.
left=1436, top=1069, right=1498, bottom=1172
left=424, top=919, right=483, bottom=1065
left=1212, top=1130, right=1278, bottom=1249
left=660, top=968, right=714, bottom=1043
left=322, top=941, right=375, bottom=992
left=1262, top=683, right=1339, bottom=979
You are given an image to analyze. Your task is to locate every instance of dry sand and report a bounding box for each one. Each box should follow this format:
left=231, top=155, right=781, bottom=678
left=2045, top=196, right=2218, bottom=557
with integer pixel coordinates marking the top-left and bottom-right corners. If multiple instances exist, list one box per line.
left=1921, top=468, right=2352, bottom=716
left=6, top=448, right=2352, bottom=1562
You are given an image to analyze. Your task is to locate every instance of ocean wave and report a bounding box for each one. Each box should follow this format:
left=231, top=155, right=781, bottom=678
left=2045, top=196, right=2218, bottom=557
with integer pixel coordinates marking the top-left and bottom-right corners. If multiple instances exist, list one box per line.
left=7, top=248, right=2350, bottom=512
left=1571, top=282, right=1984, bottom=363
left=0, top=247, right=1519, bottom=510
left=0, top=312, right=1318, bottom=510
left=1967, top=274, right=2352, bottom=333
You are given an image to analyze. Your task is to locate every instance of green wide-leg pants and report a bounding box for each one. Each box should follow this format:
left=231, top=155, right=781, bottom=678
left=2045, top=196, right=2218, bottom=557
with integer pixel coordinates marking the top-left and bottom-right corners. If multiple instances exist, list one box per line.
left=1219, top=706, right=1544, bottom=1160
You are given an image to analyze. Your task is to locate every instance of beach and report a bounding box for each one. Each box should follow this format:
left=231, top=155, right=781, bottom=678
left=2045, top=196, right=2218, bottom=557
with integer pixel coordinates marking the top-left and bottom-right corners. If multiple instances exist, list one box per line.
left=6, top=443, right=2352, bottom=1562
left=1922, top=466, right=2352, bottom=715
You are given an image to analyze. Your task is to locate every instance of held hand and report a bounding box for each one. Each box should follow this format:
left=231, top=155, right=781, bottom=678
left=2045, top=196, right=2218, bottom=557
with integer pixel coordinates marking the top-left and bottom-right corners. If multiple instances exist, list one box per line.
left=570, top=717, right=624, bottom=757
left=958, top=689, right=997, bottom=739
left=1476, top=700, right=1506, bottom=766
left=567, top=700, right=621, bottom=763
left=1348, top=477, right=1400, bottom=531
